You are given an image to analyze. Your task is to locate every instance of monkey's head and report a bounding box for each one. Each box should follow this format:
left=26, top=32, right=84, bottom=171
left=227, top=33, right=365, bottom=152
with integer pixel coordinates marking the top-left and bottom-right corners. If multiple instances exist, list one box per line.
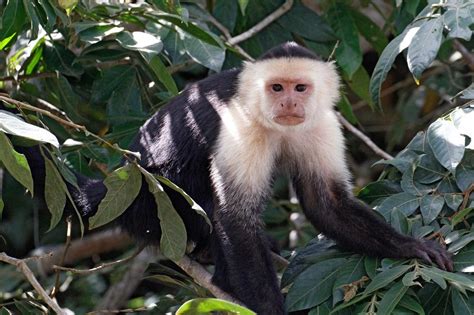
left=239, top=42, right=340, bottom=131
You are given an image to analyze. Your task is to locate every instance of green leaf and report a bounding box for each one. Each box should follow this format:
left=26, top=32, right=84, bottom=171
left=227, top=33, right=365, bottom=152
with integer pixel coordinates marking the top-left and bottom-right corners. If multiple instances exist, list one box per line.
left=44, top=157, right=67, bottom=231
left=0, top=132, right=34, bottom=195
left=452, top=208, right=474, bottom=227
left=343, top=66, right=374, bottom=109
left=357, top=180, right=402, bottom=204
left=285, top=258, right=346, bottom=311
left=422, top=266, right=474, bottom=291
left=364, top=256, right=379, bottom=279
left=106, top=72, right=145, bottom=126
left=454, top=242, right=474, bottom=272
left=183, top=33, right=225, bottom=72
left=149, top=13, right=222, bottom=47
left=350, top=9, right=388, bottom=55
left=448, top=231, right=474, bottom=253
left=91, top=66, right=137, bottom=104
left=58, top=0, right=78, bottom=12
left=116, top=31, right=163, bottom=62
left=444, top=194, right=463, bottom=211
left=460, top=83, right=474, bottom=100
left=0, top=197, right=4, bottom=220
left=176, top=298, right=255, bottom=315
left=327, top=1, right=362, bottom=78
left=420, top=195, right=445, bottom=224
left=427, top=119, right=465, bottom=173
left=213, top=0, right=238, bottom=33
left=0, top=110, right=59, bottom=147
left=76, top=24, right=124, bottom=44
left=237, top=0, right=249, bottom=15
left=363, top=264, right=412, bottom=295
left=443, top=4, right=473, bottom=41
left=376, top=192, right=420, bottom=219
left=377, top=281, right=409, bottom=315
left=0, top=0, right=27, bottom=41
left=407, top=17, right=443, bottom=81
left=337, top=95, right=358, bottom=124
left=451, top=288, right=474, bottom=315
left=415, top=154, right=447, bottom=184
left=398, top=294, right=425, bottom=315
left=391, top=208, right=409, bottom=234
left=278, top=3, right=335, bottom=43
left=89, top=164, right=142, bottom=229
left=43, top=43, right=83, bottom=77
left=451, top=106, right=474, bottom=150
left=369, top=31, right=407, bottom=108
left=148, top=56, right=179, bottom=95
left=23, top=0, right=41, bottom=39
left=332, top=256, right=366, bottom=304
left=157, top=175, right=212, bottom=229
left=37, top=0, right=57, bottom=32
left=141, top=167, right=186, bottom=261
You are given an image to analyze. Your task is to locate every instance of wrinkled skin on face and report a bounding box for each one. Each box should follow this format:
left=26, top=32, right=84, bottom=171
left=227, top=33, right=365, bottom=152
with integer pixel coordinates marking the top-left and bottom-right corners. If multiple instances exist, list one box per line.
left=266, top=78, right=313, bottom=126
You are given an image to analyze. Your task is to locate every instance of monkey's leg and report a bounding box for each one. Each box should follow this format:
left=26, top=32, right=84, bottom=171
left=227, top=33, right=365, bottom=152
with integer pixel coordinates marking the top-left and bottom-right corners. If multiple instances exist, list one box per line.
left=292, top=174, right=453, bottom=271
left=211, top=202, right=285, bottom=314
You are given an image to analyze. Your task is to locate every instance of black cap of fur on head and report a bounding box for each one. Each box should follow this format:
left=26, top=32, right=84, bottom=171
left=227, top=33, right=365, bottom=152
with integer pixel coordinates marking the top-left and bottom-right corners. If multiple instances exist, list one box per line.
left=258, top=42, right=320, bottom=61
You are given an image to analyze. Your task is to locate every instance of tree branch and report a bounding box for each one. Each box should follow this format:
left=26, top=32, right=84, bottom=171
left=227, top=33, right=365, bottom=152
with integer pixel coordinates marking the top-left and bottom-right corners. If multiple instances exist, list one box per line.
left=228, top=0, right=294, bottom=45
left=0, top=93, right=86, bottom=131
left=336, top=112, right=393, bottom=160
left=453, top=39, right=474, bottom=71
left=0, top=253, right=66, bottom=314
left=30, top=228, right=133, bottom=275
left=0, top=72, right=57, bottom=82
left=94, top=250, right=154, bottom=312
left=174, top=255, right=243, bottom=305
left=53, top=245, right=145, bottom=275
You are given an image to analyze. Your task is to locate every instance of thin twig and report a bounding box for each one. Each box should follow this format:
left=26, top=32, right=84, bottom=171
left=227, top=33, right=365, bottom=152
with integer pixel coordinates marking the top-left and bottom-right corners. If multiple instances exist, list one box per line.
left=94, top=250, right=154, bottom=312
left=31, top=228, right=132, bottom=275
left=0, top=72, right=57, bottom=82
left=51, top=216, right=73, bottom=298
left=53, top=245, right=145, bottom=275
left=0, top=253, right=66, bottom=314
left=453, top=39, right=474, bottom=71
left=336, top=112, right=393, bottom=160
left=228, top=0, right=294, bottom=45
left=174, top=255, right=243, bottom=305
left=0, top=94, right=86, bottom=131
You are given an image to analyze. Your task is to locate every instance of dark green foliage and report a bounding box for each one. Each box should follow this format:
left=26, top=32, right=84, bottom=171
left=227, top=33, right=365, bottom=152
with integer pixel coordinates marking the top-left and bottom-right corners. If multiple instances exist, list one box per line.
left=0, top=0, right=472, bottom=313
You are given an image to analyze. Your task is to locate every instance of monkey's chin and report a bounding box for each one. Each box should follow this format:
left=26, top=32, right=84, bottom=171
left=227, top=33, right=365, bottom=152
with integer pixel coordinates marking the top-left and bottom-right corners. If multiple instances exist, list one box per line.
left=274, top=116, right=305, bottom=126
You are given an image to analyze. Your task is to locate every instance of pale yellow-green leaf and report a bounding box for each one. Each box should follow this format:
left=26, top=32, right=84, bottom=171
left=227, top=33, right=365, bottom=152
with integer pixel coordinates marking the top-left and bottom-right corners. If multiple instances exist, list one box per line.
left=44, top=157, right=67, bottom=231
left=0, top=132, right=33, bottom=195
left=89, top=164, right=141, bottom=229
left=141, top=167, right=187, bottom=261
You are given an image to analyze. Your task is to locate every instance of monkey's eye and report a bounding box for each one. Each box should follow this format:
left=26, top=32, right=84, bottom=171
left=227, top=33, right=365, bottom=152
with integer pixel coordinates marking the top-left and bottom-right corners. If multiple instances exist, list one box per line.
left=295, top=84, right=307, bottom=92
left=272, top=84, right=283, bottom=92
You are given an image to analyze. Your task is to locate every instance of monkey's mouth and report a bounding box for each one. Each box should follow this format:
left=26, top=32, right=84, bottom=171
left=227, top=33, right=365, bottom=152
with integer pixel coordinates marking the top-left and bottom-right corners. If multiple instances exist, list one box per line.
left=274, top=115, right=305, bottom=126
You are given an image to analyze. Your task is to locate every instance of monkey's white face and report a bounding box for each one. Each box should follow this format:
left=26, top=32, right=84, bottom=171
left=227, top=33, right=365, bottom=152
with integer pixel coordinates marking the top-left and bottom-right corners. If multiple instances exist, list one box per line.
left=265, top=78, right=313, bottom=126
left=239, top=58, right=340, bottom=131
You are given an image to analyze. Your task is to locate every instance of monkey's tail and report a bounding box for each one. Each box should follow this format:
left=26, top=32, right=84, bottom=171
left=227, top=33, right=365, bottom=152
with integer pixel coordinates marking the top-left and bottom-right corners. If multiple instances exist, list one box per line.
left=17, top=146, right=106, bottom=218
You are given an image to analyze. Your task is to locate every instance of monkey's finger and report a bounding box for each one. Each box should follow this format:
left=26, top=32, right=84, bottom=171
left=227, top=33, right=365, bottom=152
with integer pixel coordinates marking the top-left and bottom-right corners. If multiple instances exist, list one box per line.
left=424, top=246, right=450, bottom=271
left=415, top=249, right=433, bottom=266
left=431, top=252, right=447, bottom=271
left=440, top=251, right=454, bottom=272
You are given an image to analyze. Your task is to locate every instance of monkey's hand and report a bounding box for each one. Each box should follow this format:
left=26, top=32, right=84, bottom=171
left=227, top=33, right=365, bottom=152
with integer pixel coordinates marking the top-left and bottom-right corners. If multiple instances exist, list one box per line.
left=405, top=239, right=453, bottom=271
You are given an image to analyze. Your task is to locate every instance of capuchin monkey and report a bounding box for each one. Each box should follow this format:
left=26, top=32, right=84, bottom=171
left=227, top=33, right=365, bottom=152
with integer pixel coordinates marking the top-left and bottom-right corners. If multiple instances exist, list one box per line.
left=22, top=42, right=452, bottom=314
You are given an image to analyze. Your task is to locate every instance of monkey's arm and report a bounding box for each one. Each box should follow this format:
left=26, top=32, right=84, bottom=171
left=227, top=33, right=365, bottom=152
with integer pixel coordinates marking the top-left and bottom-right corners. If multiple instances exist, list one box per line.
left=293, top=175, right=453, bottom=271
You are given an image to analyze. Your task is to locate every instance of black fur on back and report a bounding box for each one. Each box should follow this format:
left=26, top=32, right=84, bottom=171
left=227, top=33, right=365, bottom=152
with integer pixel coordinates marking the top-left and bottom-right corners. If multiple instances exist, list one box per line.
left=258, top=41, right=320, bottom=61
left=118, top=68, right=241, bottom=247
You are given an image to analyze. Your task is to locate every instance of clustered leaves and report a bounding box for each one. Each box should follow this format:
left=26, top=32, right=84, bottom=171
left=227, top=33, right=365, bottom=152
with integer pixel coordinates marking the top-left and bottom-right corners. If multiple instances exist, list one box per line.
left=283, top=106, right=474, bottom=313
left=0, top=0, right=473, bottom=313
